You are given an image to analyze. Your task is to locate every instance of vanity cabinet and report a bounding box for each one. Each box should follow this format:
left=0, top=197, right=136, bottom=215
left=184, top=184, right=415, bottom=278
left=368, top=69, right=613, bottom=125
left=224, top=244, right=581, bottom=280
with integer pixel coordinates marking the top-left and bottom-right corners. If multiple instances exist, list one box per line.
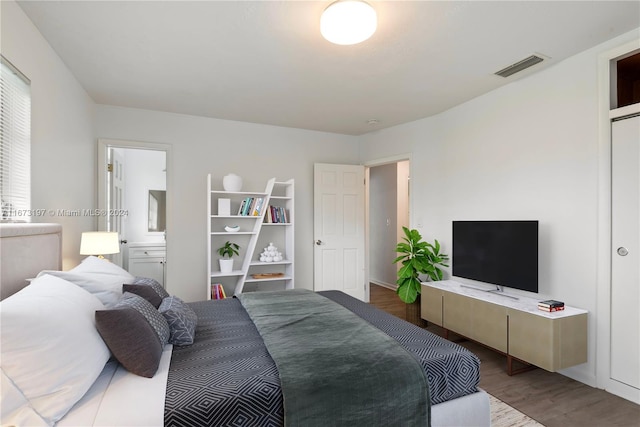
left=422, top=280, right=587, bottom=374
left=126, top=242, right=166, bottom=287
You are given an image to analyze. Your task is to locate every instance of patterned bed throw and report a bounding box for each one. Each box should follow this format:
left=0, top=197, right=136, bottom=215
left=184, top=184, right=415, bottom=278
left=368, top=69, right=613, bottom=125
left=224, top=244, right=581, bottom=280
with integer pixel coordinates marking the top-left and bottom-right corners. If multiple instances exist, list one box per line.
left=165, top=298, right=284, bottom=426
left=165, top=291, right=479, bottom=426
left=237, top=289, right=430, bottom=427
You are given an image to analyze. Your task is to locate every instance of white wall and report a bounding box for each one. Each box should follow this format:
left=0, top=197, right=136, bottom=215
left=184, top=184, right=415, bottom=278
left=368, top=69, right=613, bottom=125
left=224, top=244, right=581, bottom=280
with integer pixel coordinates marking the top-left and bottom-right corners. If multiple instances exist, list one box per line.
left=1, top=0, right=96, bottom=269
left=95, top=105, right=359, bottom=302
left=359, top=28, right=640, bottom=388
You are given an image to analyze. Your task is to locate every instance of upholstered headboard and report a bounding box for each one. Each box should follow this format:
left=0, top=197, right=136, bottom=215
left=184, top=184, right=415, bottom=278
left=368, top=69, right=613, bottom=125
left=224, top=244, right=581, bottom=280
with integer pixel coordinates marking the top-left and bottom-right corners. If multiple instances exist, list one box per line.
left=0, top=223, right=62, bottom=300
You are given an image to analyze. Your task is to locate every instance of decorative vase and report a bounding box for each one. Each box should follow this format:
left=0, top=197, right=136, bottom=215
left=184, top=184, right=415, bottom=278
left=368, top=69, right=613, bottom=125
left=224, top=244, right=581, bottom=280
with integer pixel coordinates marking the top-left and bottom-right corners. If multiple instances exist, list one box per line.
left=219, top=258, right=234, bottom=273
left=222, top=174, right=242, bottom=192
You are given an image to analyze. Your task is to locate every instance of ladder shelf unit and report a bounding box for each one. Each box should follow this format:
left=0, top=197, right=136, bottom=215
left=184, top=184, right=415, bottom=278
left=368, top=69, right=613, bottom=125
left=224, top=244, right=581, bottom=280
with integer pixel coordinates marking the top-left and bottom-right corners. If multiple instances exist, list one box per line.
left=207, top=174, right=294, bottom=298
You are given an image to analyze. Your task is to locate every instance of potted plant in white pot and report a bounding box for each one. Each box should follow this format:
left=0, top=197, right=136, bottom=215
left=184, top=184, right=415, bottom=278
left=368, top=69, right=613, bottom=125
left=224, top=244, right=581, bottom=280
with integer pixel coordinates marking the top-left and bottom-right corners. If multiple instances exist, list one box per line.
left=393, top=227, right=449, bottom=326
left=218, top=241, right=240, bottom=273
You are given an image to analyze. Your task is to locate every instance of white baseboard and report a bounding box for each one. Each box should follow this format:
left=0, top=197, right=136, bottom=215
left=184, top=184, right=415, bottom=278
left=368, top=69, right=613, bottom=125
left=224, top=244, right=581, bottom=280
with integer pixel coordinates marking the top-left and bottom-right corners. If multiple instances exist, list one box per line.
left=559, top=366, right=596, bottom=388
left=604, top=380, right=640, bottom=405
left=370, top=280, right=396, bottom=291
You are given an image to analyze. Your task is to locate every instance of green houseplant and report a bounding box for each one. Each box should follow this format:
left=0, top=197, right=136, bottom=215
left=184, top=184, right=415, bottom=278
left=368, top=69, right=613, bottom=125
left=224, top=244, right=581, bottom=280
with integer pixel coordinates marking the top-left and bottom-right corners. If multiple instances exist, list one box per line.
left=218, top=241, right=240, bottom=273
left=393, top=227, right=449, bottom=304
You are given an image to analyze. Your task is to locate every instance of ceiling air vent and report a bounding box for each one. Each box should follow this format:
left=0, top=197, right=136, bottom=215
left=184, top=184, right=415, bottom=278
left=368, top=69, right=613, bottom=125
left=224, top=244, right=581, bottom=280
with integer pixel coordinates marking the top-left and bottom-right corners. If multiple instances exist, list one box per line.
left=495, top=55, right=544, bottom=78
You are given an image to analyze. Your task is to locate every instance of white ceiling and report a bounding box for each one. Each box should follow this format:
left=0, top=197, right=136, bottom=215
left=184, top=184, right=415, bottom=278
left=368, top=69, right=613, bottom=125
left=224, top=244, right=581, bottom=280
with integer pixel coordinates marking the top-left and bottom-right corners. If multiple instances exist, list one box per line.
left=17, top=1, right=640, bottom=135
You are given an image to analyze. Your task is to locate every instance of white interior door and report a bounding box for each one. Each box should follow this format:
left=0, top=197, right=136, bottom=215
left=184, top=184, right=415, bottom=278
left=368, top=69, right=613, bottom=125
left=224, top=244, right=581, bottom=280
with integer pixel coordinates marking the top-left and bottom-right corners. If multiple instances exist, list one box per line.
left=611, top=115, right=640, bottom=394
left=108, top=148, right=126, bottom=267
left=314, top=163, right=365, bottom=301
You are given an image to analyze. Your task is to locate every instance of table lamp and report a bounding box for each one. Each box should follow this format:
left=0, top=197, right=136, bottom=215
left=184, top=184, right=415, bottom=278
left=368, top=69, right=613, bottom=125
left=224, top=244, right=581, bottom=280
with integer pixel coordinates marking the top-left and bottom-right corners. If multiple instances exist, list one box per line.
left=80, top=232, right=120, bottom=259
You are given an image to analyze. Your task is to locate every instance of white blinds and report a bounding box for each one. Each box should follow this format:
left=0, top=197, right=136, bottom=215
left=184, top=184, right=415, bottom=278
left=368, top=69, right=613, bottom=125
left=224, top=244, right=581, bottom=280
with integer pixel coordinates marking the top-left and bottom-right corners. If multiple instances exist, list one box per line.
left=0, top=56, right=31, bottom=222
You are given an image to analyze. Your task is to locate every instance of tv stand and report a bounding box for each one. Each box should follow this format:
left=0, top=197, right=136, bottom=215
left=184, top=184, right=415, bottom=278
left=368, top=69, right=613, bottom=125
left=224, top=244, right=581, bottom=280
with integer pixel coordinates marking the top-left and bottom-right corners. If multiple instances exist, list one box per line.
left=422, top=280, right=587, bottom=375
left=487, top=286, right=519, bottom=300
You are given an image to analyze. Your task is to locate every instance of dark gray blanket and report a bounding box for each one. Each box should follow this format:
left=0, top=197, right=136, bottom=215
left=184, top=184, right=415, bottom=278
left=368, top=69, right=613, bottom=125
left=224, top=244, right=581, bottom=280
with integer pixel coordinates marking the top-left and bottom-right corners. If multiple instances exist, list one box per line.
left=237, top=289, right=430, bottom=427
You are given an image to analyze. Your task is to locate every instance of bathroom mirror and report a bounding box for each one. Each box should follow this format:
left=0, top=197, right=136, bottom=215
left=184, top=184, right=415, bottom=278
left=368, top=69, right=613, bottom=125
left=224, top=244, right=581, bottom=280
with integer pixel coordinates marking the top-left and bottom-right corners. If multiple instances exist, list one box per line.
left=148, top=190, right=166, bottom=232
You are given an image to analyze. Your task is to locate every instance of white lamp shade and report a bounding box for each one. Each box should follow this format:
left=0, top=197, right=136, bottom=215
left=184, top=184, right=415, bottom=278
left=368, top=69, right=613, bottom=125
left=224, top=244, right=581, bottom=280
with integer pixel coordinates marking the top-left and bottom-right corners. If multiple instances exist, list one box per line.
left=321, top=0, right=377, bottom=45
left=80, top=232, right=120, bottom=256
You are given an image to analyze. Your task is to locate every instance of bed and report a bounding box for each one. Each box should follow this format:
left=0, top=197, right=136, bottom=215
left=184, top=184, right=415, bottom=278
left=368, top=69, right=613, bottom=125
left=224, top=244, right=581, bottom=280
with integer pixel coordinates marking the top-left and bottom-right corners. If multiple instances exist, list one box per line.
left=0, top=223, right=490, bottom=427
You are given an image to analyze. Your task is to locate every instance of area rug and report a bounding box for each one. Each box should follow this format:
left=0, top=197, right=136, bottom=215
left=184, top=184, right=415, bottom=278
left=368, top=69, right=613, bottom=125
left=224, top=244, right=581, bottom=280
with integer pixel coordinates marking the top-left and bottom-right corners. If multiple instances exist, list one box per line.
left=490, top=393, right=545, bottom=427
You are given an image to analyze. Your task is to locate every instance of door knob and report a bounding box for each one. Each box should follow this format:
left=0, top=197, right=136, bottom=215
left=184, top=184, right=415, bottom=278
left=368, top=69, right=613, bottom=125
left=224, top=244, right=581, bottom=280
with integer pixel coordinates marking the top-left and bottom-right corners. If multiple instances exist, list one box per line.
left=315, top=240, right=323, bottom=246
left=617, top=247, right=629, bottom=256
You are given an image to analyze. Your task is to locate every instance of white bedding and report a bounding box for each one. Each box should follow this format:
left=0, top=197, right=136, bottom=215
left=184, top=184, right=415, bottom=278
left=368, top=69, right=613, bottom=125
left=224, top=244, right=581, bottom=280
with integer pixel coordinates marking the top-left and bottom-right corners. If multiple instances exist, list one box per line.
left=58, top=345, right=172, bottom=427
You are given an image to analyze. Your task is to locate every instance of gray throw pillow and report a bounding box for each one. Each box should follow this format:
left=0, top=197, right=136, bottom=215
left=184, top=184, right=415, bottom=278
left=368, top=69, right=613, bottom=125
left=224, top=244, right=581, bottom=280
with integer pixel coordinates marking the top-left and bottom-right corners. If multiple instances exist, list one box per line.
left=95, top=292, right=170, bottom=378
left=122, top=284, right=163, bottom=308
left=132, top=276, right=169, bottom=299
left=117, top=292, right=170, bottom=345
left=158, top=296, right=197, bottom=346
left=95, top=307, right=163, bottom=378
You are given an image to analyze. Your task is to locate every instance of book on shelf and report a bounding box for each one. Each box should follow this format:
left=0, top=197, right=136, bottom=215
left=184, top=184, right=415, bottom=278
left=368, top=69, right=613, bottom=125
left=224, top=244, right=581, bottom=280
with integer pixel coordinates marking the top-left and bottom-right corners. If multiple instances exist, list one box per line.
left=538, top=305, right=565, bottom=312
left=243, top=197, right=253, bottom=216
left=252, top=197, right=264, bottom=216
left=538, top=299, right=564, bottom=308
left=234, top=197, right=266, bottom=217
left=211, top=283, right=227, bottom=300
left=237, top=199, right=247, bottom=215
left=264, top=205, right=289, bottom=223
left=248, top=198, right=257, bottom=216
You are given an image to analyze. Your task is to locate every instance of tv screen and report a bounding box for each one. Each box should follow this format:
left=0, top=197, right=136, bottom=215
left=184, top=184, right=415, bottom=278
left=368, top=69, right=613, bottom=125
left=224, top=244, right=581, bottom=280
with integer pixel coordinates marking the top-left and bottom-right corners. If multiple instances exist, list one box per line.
left=452, top=220, right=538, bottom=293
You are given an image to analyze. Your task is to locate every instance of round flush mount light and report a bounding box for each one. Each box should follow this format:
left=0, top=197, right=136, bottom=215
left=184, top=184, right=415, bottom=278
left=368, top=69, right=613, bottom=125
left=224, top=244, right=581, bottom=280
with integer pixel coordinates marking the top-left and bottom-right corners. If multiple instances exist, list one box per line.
left=321, top=0, right=377, bottom=45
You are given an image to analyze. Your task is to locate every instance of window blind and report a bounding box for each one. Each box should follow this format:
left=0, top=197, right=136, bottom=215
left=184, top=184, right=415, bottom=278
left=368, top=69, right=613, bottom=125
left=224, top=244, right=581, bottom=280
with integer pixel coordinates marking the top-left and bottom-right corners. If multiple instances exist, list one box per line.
left=0, top=56, right=31, bottom=222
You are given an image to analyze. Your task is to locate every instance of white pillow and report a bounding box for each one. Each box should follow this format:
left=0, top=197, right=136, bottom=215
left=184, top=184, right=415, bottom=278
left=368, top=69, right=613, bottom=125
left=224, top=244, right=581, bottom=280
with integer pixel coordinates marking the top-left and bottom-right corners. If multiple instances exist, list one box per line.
left=38, top=256, right=135, bottom=307
left=0, top=275, right=111, bottom=425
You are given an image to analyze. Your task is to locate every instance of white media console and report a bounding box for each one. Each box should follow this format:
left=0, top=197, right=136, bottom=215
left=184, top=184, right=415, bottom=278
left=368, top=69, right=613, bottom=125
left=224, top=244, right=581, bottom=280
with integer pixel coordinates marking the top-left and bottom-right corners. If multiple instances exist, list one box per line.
left=421, top=280, right=588, bottom=375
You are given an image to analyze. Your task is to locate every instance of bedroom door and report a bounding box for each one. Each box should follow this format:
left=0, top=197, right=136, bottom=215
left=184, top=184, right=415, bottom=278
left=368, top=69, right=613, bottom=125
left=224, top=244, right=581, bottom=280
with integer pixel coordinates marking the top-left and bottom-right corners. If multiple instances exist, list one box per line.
left=313, top=163, right=366, bottom=301
left=108, top=148, right=126, bottom=267
left=610, top=114, right=640, bottom=395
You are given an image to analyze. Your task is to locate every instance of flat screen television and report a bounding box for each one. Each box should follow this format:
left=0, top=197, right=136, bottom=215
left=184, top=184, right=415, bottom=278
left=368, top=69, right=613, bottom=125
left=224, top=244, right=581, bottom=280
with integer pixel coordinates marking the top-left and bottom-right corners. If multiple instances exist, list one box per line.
left=452, top=220, right=538, bottom=293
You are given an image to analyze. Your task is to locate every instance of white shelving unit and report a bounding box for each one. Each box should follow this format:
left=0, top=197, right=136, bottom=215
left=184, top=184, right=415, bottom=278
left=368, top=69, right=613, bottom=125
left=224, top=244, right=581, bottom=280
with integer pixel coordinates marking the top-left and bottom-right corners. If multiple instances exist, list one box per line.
left=206, top=174, right=294, bottom=298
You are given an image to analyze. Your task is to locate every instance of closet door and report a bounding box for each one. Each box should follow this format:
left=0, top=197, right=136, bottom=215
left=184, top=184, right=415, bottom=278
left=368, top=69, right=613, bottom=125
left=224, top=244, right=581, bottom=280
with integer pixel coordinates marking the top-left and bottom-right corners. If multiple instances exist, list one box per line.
left=611, top=115, right=640, bottom=392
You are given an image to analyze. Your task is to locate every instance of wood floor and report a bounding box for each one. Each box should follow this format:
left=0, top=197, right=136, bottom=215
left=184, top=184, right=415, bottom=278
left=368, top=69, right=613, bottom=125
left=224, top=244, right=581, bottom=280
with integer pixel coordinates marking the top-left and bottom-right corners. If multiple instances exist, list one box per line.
left=369, top=284, right=640, bottom=427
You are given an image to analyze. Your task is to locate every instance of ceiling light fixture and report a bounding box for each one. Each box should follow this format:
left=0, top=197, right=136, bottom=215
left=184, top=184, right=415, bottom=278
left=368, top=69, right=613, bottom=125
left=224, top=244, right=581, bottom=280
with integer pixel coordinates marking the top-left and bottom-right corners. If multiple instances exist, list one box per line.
left=320, top=0, right=377, bottom=45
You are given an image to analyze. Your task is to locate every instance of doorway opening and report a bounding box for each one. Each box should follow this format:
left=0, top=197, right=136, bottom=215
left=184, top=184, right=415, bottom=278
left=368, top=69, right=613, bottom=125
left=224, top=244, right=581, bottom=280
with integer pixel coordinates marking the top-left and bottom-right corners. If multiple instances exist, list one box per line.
left=366, top=157, right=410, bottom=301
left=97, top=139, right=171, bottom=287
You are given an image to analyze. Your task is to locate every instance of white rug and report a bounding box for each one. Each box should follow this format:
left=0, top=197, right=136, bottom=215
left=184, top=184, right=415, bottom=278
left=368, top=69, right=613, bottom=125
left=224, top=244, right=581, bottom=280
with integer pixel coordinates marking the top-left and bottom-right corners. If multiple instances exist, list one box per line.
left=490, top=394, right=544, bottom=427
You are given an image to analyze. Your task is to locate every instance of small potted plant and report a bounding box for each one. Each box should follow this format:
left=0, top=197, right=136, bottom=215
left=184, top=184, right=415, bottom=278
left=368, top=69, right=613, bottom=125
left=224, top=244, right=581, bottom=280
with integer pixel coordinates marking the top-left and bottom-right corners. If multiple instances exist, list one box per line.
left=218, top=241, right=240, bottom=273
left=393, top=227, right=449, bottom=325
